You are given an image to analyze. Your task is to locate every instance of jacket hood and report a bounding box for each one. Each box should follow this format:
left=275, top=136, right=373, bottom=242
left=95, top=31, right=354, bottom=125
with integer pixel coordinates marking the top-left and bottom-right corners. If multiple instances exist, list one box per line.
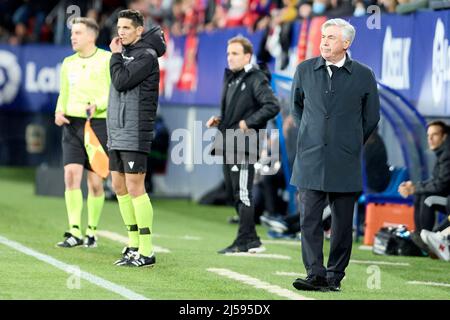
left=134, top=25, right=166, bottom=57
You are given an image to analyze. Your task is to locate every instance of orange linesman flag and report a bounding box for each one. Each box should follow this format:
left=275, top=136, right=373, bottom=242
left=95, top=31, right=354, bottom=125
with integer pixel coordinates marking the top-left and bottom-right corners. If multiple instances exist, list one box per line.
left=84, top=120, right=109, bottom=179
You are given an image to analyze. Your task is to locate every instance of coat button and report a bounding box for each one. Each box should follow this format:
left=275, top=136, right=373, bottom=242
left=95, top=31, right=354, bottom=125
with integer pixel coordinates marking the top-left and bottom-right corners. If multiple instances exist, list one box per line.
left=325, top=90, right=329, bottom=94
left=325, top=115, right=330, bottom=119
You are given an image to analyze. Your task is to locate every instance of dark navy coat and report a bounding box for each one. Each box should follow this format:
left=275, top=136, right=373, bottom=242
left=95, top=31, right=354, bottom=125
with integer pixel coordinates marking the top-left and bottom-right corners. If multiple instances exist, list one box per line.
left=290, top=55, right=380, bottom=192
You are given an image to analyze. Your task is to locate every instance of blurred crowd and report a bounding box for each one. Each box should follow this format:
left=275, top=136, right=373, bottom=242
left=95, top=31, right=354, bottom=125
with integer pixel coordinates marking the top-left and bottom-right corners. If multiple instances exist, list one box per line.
left=1, top=0, right=447, bottom=46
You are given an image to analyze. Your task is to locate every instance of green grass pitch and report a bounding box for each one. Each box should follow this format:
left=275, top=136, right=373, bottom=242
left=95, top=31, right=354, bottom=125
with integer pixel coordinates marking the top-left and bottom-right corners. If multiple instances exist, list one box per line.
left=0, top=167, right=449, bottom=300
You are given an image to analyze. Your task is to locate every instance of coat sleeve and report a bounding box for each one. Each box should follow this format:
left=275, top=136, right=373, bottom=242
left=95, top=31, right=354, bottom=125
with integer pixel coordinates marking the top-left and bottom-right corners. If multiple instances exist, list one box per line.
left=244, top=75, right=280, bottom=129
left=110, top=51, right=155, bottom=92
left=290, top=67, right=304, bottom=127
left=362, top=70, right=381, bottom=144
left=415, top=150, right=450, bottom=194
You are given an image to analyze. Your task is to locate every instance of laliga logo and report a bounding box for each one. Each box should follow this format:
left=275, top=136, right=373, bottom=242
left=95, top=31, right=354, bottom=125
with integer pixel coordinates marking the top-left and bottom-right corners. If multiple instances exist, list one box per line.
left=432, top=19, right=450, bottom=105
left=0, top=50, right=21, bottom=105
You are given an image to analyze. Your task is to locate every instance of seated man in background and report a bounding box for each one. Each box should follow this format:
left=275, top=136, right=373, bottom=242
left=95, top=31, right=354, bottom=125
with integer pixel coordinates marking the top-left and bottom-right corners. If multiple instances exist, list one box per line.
left=399, top=121, right=450, bottom=232
left=418, top=195, right=450, bottom=261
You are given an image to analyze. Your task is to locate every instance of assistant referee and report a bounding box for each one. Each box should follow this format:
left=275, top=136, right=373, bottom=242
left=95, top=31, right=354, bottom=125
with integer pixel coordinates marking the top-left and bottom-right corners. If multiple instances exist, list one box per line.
left=54, top=17, right=111, bottom=248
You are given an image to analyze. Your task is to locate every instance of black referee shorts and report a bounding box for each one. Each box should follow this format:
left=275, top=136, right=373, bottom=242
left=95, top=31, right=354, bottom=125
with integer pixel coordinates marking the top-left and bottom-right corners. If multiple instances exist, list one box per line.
left=109, top=150, right=148, bottom=174
left=62, top=117, right=107, bottom=171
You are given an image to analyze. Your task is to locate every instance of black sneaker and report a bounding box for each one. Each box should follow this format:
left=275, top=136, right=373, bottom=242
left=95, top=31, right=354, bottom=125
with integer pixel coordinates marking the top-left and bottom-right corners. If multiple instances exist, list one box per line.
left=327, top=278, right=341, bottom=292
left=293, top=275, right=329, bottom=292
left=126, top=252, right=156, bottom=267
left=113, top=246, right=138, bottom=266
left=56, top=232, right=83, bottom=248
left=84, top=235, right=97, bottom=248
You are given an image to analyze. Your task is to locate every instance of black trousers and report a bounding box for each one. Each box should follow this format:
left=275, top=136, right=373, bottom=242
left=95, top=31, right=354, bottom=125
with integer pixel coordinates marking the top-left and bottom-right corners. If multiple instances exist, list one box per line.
left=223, top=162, right=259, bottom=245
left=299, top=189, right=357, bottom=282
left=414, top=194, right=438, bottom=232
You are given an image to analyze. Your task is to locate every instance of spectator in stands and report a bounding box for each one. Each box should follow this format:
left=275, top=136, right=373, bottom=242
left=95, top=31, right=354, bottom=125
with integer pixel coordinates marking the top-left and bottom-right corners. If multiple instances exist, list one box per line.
left=353, top=0, right=366, bottom=16
left=298, top=2, right=313, bottom=19
left=224, top=0, right=250, bottom=27
left=166, top=0, right=184, bottom=35
left=395, top=0, right=428, bottom=14
left=244, top=0, right=272, bottom=32
left=9, top=0, right=56, bottom=44
left=327, top=0, right=354, bottom=17
left=272, top=0, right=299, bottom=69
left=399, top=120, right=450, bottom=232
left=378, top=0, right=398, bottom=12
left=311, top=0, right=329, bottom=15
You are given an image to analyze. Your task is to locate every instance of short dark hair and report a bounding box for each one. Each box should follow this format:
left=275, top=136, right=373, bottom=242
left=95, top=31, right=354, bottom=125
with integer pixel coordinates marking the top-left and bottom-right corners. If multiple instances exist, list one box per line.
left=72, top=17, right=99, bottom=37
left=427, top=120, right=449, bottom=135
left=118, top=9, right=144, bottom=28
left=228, top=36, right=253, bottom=55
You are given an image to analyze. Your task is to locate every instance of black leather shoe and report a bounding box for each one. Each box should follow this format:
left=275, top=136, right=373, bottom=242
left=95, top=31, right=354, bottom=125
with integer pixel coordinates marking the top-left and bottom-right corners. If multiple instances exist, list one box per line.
left=217, top=241, right=246, bottom=254
left=293, top=275, right=329, bottom=291
left=327, top=278, right=341, bottom=292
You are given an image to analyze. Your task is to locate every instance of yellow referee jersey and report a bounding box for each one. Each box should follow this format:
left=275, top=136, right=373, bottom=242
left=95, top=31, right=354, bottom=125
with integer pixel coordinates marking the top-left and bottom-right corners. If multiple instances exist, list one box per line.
left=55, top=48, right=112, bottom=119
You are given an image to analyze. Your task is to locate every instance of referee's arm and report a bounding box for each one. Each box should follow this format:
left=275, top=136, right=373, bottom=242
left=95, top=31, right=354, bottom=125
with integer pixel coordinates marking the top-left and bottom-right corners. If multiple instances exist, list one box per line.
left=55, top=60, right=70, bottom=126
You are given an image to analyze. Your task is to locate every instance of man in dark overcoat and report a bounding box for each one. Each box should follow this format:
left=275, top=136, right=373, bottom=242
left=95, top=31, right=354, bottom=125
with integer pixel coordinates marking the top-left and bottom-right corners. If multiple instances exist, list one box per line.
left=290, top=18, right=380, bottom=292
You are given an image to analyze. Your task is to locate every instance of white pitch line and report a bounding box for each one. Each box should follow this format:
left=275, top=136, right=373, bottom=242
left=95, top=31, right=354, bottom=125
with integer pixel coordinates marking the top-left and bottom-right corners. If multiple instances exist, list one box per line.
left=262, top=240, right=300, bottom=246
left=407, top=281, right=450, bottom=288
left=207, top=268, right=313, bottom=300
left=0, top=235, right=149, bottom=300
left=358, top=245, right=373, bottom=251
left=153, top=234, right=202, bottom=241
left=275, top=271, right=307, bottom=278
left=224, top=252, right=291, bottom=260
left=350, top=259, right=410, bottom=266
left=97, top=230, right=170, bottom=253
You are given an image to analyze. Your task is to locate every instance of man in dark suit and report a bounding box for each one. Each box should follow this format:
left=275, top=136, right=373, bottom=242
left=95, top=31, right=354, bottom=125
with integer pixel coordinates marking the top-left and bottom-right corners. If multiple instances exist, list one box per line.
left=290, top=18, right=380, bottom=292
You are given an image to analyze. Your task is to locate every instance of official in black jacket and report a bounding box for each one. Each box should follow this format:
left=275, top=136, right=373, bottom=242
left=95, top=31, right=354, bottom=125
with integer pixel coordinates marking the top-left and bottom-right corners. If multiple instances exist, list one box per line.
left=207, top=36, right=280, bottom=254
left=290, top=19, right=380, bottom=292
left=399, top=121, right=450, bottom=231
left=108, top=9, right=166, bottom=268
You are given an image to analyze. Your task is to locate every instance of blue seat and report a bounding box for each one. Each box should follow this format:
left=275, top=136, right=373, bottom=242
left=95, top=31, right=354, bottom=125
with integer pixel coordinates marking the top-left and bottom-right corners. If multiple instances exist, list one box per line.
left=354, top=167, right=413, bottom=241
left=359, top=167, right=413, bottom=205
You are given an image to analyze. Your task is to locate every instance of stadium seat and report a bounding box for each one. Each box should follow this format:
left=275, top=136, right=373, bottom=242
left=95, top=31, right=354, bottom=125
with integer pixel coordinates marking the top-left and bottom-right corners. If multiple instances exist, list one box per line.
left=359, top=167, right=413, bottom=205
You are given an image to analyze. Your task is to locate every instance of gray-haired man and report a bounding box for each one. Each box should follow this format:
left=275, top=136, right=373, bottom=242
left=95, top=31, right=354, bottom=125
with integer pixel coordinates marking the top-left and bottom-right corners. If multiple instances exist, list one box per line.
left=290, top=18, right=380, bottom=291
